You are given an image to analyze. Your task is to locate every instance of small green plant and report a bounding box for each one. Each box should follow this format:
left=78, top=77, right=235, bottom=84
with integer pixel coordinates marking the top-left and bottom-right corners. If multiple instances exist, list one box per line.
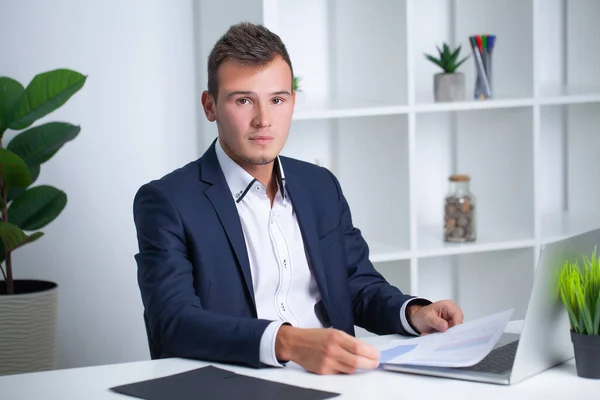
left=292, top=76, right=301, bottom=92
left=558, top=246, right=600, bottom=335
left=424, top=43, right=469, bottom=73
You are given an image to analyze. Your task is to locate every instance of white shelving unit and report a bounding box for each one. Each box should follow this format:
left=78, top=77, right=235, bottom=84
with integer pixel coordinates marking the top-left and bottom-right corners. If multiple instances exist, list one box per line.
left=195, top=0, right=600, bottom=328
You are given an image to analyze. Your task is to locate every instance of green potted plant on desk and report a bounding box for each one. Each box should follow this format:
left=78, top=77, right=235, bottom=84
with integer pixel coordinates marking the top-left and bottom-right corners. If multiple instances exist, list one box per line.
left=0, top=68, right=86, bottom=375
left=424, top=43, right=469, bottom=102
left=558, top=247, right=600, bottom=379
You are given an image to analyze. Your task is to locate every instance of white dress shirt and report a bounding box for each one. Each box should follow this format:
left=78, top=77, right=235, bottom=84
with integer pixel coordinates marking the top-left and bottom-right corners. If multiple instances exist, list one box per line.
left=215, top=139, right=420, bottom=367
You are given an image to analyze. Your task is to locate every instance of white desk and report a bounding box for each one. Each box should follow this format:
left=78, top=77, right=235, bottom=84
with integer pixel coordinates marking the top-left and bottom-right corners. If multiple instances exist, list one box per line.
left=2, top=323, right=598, bottom=399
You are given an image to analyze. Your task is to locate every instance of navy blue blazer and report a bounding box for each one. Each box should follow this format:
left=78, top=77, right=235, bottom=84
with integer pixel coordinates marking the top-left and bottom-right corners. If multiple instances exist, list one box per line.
left=133, top=141, right=421, bottom=368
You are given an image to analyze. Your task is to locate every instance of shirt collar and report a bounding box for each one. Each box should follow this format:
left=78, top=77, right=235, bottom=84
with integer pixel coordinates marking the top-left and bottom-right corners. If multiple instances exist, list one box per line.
left=215, top=138, right=287, bottom=203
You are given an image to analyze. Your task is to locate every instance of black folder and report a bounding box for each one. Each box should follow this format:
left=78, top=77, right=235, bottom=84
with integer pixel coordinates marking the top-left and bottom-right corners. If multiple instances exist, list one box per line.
left=109, top=365, right=340, bottom=400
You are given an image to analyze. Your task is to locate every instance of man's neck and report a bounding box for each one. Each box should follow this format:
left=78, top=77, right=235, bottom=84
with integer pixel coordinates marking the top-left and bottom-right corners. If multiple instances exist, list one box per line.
left=219, top=139, right=279, bottom=205
left=244, top=163, right=278, bottom=206
left=243, top=163, right=274, bottom=191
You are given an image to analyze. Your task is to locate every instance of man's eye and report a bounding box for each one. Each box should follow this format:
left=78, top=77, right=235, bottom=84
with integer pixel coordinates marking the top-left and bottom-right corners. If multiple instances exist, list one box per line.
left=237, top=98, right=250, bottom=105
left=272, top=98, right=284, bottom=105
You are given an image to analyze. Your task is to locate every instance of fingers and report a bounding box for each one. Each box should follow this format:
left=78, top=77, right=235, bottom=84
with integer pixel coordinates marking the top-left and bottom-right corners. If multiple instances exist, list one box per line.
left=342, top=352, right=380, bottom=370
left=313, top=358, right=365, bottom=375
left=337, top=331, right=380, bottom=362
left=450, top=309, right=464, bottom=326
left=426, top=312, right=449, bottom=332
left=440, top=300, right=464, bottom=327
left=333, top=331, right=380, bottom=370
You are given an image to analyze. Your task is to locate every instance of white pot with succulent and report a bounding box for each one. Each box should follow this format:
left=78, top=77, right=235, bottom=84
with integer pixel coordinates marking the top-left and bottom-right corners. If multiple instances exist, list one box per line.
left=425, top=43, right=469, bottom=102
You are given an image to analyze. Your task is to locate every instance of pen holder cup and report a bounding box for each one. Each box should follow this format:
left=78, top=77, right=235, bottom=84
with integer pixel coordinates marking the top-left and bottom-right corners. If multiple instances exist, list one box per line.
left=474, top=51, right=493, bottom=100
left=470, top=34, right=495, bottom=100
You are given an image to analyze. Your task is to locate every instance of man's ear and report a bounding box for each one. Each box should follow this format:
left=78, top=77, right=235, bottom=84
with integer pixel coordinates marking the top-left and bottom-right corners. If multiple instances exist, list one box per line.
left=201, top=90, right=217, bottom=122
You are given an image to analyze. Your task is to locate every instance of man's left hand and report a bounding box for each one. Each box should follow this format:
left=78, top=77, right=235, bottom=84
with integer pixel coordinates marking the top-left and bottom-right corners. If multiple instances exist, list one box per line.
left=408, top=300, right=464, bottom=335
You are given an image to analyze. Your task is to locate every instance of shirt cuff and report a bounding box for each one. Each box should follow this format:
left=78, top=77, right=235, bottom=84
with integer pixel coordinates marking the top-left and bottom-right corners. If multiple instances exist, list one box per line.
left=400, top=297, right=432, bottom=336
left=259, top=321, right=287, bottom=367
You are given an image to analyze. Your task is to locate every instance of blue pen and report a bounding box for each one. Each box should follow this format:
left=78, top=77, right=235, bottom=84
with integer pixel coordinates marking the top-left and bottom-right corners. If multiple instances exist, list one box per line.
left=486, top=35, right=496, bottom=95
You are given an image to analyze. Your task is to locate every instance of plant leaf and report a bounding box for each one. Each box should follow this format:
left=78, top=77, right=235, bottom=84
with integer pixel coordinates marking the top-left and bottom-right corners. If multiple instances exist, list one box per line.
left=8, top=185, right=66, bottom=231
left=443, top=43, right=451, bottom=60
left=0, top=77, right=25, bottom=134
left=559, top=260, right=582, bottom=332
left=593, top=290, right=600, bottom=335
left=450, top=45, right=462, bottom=62
left=0, top=221, right=43, bottom=252
left=7, top=122, right=80, bottom=166
left=576, top=277, right=594, bottom=334
left=425, top=54, right=445, bottom=71
left=0, top=148, right=31, bottom=188
left=7, top=69, right=87, bottom=130
left=560, top=283, right=579, bottom=331
left=6, top=162, right=39, bottom=204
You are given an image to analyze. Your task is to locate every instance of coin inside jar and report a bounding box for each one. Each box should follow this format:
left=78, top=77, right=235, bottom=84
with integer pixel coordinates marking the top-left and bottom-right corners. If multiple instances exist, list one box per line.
left=443, top=175, right=476, bottom=242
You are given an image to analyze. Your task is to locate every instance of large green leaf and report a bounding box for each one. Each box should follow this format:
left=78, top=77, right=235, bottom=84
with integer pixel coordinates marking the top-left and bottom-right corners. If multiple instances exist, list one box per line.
left=8, top=122, right=80, bottom=165
left=0, top=221, right=43, bottom=252
left=0, top=77, right=25, bottom=134
left=0, top=148, right=31, bottom=188
left=8, top=185, right=66, bottom=231
left=6, top=69, right=86, bottom=130
left=7, top=163, right=39, bottom=203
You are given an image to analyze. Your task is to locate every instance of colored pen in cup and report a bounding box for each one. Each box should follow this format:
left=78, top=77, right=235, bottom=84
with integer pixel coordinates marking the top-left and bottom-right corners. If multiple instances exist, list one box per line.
left=470, top=36, right=492, bottom=99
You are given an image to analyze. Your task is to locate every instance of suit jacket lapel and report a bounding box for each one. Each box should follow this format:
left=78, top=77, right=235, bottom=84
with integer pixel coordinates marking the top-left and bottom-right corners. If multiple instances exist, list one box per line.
left=284, top=172, right=332, bottom=315
left=199, top=143, right=256, bottom=313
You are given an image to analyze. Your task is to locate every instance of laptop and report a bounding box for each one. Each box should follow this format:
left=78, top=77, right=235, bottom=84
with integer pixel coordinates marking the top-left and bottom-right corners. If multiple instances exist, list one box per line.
left=382, top=227, right=600, bottom=385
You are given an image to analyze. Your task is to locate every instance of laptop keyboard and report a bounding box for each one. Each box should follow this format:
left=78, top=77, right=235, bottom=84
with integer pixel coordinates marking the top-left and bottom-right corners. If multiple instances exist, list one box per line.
left=456, top=340, right=519, bottom=374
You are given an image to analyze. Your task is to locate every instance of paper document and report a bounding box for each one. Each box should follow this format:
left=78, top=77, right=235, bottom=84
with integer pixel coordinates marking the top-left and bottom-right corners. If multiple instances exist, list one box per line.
left=379, top=309, right=514, bottom=368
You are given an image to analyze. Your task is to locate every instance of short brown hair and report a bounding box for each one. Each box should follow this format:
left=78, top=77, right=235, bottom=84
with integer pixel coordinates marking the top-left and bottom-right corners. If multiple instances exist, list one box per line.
left=207, top=22, right=294, bottom=101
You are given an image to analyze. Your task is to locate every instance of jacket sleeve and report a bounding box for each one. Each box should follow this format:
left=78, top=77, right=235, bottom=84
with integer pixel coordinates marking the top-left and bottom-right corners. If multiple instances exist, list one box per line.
left=133, top=182, right=271, bottom=367
left=325, top=169, right=429, bottom=336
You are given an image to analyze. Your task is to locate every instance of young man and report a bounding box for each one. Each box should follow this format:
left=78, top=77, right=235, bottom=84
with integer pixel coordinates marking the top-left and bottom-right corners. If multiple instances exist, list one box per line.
left=133, top=22, right=464, bottom=375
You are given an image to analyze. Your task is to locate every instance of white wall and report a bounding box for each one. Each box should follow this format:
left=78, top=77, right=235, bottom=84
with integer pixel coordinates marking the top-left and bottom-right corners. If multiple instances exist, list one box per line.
left=0, top=0, right=199, bottom=369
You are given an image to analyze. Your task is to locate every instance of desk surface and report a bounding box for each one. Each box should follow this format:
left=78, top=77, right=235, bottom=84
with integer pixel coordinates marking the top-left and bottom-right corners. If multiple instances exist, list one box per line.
left=2, top=325, right=599, bottom=399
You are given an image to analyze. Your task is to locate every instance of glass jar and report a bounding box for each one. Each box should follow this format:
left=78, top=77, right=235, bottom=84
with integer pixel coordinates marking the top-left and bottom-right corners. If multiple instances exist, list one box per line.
left=444, top=174, right=476, bottom=242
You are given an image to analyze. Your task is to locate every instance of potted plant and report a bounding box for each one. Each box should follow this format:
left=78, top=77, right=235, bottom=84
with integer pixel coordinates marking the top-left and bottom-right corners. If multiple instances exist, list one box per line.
left=424, top=43, right=469, bottom=102
left=292, top=76, right=301, bottom=93
left=558, top=246, right=600, bottom=379
left=292, top=75, right=306, bottom=107
left=0, top=68, right=86, bottom=375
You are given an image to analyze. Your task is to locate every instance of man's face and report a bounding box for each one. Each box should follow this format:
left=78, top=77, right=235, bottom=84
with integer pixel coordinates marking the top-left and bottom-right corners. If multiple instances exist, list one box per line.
left=203, top=55, right=295, bottom=167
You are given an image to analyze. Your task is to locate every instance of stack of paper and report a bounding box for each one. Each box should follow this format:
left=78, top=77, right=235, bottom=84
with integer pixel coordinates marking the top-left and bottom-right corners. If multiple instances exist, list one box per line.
left=379, top=309, right=514, bottom=367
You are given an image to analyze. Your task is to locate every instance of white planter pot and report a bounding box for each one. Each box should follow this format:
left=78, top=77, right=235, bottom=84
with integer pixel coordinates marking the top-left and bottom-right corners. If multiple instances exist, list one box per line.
left=294, top=90, right=306, bottom=108
left=434, top=72, right=466, bottom=102
left=0, top=280, right=58, bottom=376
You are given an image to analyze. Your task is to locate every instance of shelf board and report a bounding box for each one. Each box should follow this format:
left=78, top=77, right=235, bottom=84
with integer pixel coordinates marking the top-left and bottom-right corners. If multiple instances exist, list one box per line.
left=292, top=95, right=535, bottom=121
left=540, top=212, right=600, bottom=244
left=367, top=240, right=411, bottom=263
left=416, top=226, right=535, bottom=258
left=290, top=88, right=600, bottom=121
left=293, top=97, right=409, bottom=120
left=538, top=86, right=600, bottom=106
left=414, top=95, right=534, bottom=113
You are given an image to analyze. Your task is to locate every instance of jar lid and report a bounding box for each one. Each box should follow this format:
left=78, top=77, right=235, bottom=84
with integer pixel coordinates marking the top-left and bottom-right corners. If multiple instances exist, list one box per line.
left=449, top=174, right=470, bottom=182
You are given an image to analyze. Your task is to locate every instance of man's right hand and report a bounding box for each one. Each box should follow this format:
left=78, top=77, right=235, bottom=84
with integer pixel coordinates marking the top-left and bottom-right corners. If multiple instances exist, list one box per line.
left=274, top=325, right=380, bottom=375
